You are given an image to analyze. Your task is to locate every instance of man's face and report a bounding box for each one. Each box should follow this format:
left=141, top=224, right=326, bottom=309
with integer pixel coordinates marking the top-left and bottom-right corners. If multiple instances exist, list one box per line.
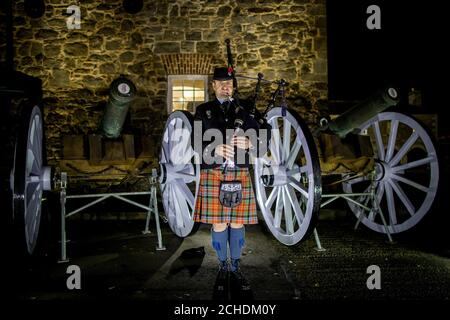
left=212, top=80, right=233, bottom=100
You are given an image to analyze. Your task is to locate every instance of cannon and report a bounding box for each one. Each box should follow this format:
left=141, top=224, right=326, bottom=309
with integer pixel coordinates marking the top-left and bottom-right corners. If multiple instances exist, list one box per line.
left=327, top=87, right=399, bottom=138
left=100, top=75, right=137, bottom=139
left=5, top=74, right=155, bottom=259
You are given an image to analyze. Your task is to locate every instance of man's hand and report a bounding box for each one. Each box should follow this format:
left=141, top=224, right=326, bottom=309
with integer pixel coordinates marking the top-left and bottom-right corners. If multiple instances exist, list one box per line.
left=231, top=136, right=253, bottom=150
left=214, top=144, right=235, bottom=161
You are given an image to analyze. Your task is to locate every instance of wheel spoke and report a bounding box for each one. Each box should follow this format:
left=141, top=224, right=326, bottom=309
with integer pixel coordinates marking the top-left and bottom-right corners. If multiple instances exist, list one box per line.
left=168, top=184, right=177, bottom=217
left=175, top=179, right=195, bottom=210
left=26, top=181, right=40, bottom=204
left=372, top=121, right=385, bottom=161
left=287, top=164, right=307, bottom=177
left=368, top=182, right=384, bottom=221
left=282, top=117, right=291, bottom=163
left=347, top=175, right=367, bottom=185
left=269, top=119, right=282, bottom=164
left=284, top=185, right=305, bottom=224
left=174, top=117, right=182, bottom=132
left=265, top=186, right=278, bottom=209
left=179, top=163, right=195, bottom=174
left=173, top=171, right=196, bottom=183
left=26, top=150, right=36, bottom=175
left=281, top=187, right=294, bottom=234
left=179, top=130, right=192, bottom=160
left=385, top=120, right=399, bottom=162
left=26, top=217, right=37, bottom=246
left=171, top=130, right=187, bottom=165
left=389, top=179, right=415, bottom=216
left=33, top=147, right=42, bottom=174
left=161, top=138, right=170, bottom=163
left=29, top=117, right=37, bottom=146
left=176, top=184, right=192, bottom=228
left=34, top=117, right=43, bottom=162
left=384, top=181, right=397, bottom=225
left=391, top=174, right=430, bottom=193
left=286, top=142, right=301, bottom=169
left=165, top=183, right=176, bottom=224
left=389, top=132, right=419, bottom=167
left=274, top=187, right=283, bottom=228
left=392, top=156, right=435, bottom=173
left=29, top=117, right=42, bottom=170
left=160, top=181, right=167, bottom=194
left=171, top=184, right=185, bottom=229
left=26, top=188, right=41, bottom=226
left=288, top=177, right=309, bottom=199
left=167, top=120, right=175, bottom=154
left=26, top=212, right=38, bottom=245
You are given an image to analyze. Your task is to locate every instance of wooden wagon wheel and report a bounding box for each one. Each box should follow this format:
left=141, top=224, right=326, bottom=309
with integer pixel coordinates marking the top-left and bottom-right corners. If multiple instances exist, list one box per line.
left=342, top=112, right=439, bottom=234
left=254, top=107, right=322, bottom=245
left=11, top=105, right=51, bottom=254
left=159, top=111, right=201, bottom=237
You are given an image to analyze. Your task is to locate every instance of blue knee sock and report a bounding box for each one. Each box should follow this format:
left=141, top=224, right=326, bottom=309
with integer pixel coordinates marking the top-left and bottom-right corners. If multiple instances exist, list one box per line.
left=229, top=227, right=245, bottom=271
left=211, top=228, right=229, bottom=262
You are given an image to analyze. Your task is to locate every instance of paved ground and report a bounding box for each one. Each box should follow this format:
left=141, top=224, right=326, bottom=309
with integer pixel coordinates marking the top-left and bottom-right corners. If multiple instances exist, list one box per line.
left=7, top=207, right=450, bottom=302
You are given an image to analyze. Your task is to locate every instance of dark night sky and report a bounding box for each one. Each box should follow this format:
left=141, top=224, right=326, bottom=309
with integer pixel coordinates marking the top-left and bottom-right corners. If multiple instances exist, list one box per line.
left=326, top=0, right=447, bottom=110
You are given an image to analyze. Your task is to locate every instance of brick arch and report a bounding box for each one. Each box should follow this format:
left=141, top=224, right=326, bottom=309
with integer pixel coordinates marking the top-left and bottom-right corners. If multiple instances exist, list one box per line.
left=160, top=54, right=214, bottom=75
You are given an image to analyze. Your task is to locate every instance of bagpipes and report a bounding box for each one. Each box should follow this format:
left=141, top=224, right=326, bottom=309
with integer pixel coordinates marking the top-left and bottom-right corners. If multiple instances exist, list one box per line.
left=225, top=39, right=290, bottom=119
left=225, top=39, right=266, bottom=127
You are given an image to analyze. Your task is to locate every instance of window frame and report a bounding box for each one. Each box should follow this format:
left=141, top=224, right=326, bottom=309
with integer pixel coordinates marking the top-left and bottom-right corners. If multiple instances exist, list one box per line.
left=167, top=74, right=209, bottom=114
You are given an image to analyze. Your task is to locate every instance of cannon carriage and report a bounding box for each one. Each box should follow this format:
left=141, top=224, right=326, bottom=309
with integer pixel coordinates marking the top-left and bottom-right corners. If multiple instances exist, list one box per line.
left=160, top=82, right=439, bottom=247
left=158, top=41, right=440, bottom=247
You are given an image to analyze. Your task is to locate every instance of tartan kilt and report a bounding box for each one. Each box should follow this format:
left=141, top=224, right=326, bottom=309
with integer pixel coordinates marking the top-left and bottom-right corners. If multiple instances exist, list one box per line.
left=193, top=167, right=258, bottom=225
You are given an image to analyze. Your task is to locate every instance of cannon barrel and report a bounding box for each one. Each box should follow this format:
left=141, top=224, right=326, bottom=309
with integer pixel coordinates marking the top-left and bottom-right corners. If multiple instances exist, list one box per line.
left=100, top=76, right=136, bottom=138
left=328, top=87, right=399, bottom=138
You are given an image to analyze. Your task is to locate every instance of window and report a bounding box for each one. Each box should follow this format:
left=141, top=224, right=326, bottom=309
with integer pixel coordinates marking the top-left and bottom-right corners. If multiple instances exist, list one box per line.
left=167, top=75, right=209, bottom=114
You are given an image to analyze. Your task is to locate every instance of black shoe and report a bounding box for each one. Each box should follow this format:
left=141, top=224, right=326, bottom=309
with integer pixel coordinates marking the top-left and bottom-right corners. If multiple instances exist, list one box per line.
left=213, top=261, right=229, bottom=300
left=229, top=259, right=252, bottom=290
left=229, top=261, right=253, bottom=300
left=230, top=268, right=251, bottom=291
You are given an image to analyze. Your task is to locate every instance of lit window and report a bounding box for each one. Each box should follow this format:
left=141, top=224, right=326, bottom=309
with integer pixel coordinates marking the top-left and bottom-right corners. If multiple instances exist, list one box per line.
left=167, top=75, right=209, bottom=114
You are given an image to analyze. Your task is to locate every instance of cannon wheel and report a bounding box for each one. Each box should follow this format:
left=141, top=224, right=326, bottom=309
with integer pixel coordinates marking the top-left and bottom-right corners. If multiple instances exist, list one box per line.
left=342, top=112, right=439, bottom=234
left=11, top=105, right=51, bottom=255
left=159, top=111, right=200, bottom=237
left=254, top=107, right=321, bottom=245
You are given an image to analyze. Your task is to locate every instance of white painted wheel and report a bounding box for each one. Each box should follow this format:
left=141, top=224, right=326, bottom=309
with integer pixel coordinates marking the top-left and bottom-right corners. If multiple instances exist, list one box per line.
left=343, top=112, right=439, bottom=233
left=254, top=108, right=321, bottom=245
left=159, top=111, right=200, bottom=237
left=11, top=105, right=51, bottom=254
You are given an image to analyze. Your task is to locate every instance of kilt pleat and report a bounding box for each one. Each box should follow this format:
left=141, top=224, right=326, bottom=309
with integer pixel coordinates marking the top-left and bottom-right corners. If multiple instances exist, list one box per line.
left=193, top=167, right=258, bottom=225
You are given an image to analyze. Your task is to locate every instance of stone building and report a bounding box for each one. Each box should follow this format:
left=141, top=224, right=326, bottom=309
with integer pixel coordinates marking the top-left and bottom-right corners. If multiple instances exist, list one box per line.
left=1, top=0, right=327, bottom=190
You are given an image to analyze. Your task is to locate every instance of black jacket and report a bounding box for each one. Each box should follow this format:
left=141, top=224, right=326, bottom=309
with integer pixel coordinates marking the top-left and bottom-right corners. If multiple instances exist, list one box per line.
left=193, top=98, right=272, bottom=169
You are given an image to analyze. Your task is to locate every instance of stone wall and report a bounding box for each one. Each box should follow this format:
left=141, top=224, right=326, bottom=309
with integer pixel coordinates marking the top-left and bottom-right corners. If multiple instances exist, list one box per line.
left=0, top=7, right=6, bottom=63
left=2, top=0, right=327, bottom=170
